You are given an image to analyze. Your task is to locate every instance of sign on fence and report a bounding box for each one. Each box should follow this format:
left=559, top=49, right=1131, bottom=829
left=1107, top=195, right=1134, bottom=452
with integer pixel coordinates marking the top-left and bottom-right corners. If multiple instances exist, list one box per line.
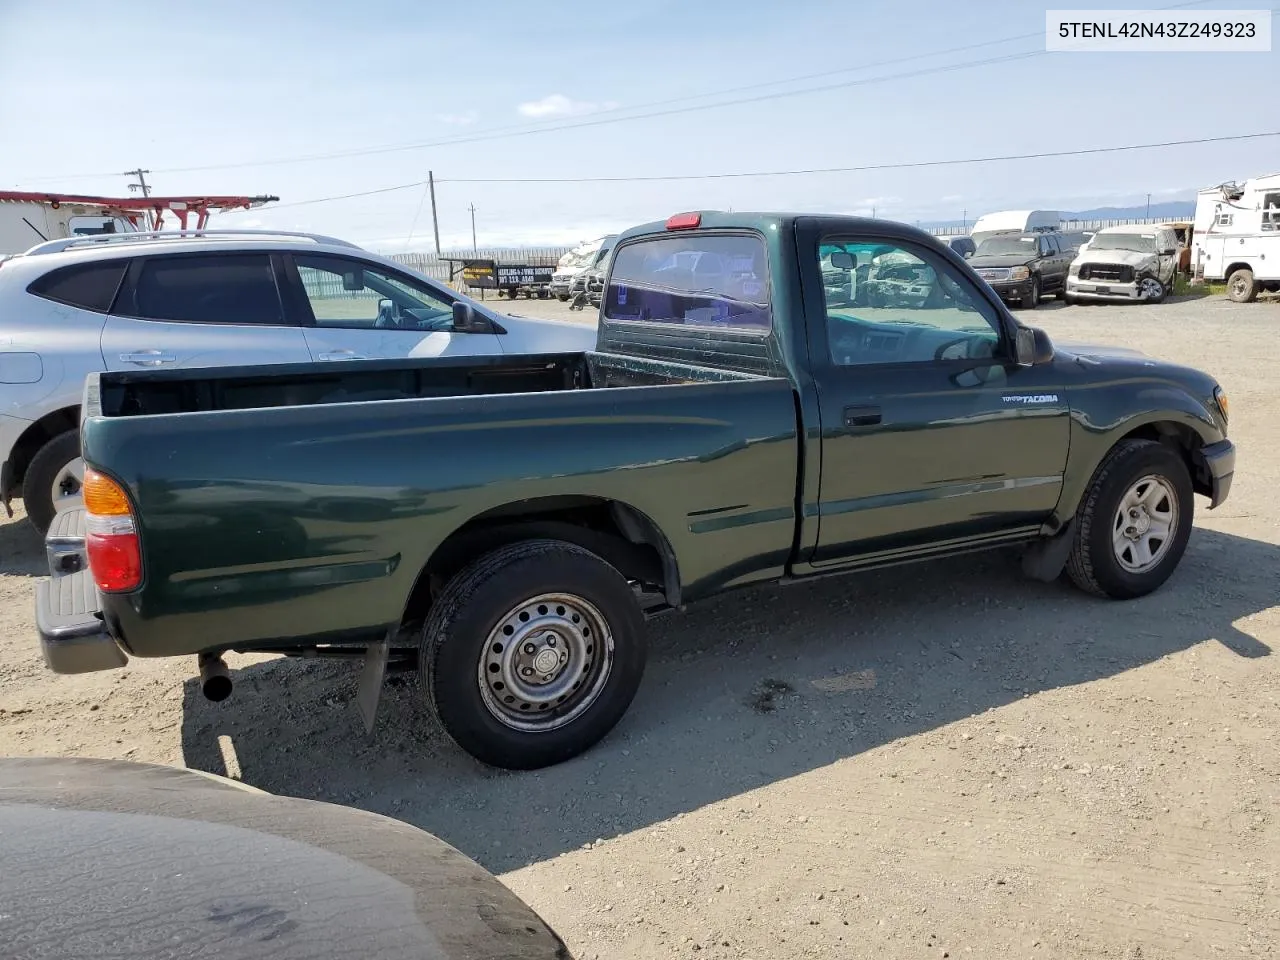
left=496, top=264, right=555, bottom=287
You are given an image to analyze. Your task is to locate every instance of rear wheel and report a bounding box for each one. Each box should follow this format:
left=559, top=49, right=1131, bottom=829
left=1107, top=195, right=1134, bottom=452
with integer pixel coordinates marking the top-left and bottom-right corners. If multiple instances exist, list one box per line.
left=1065, top=439, right=1194, bottom=599
left=22, top=430, right=84, bottom=536
left=1227, top=267, right=1259, bottom=303
left=421, top=539, right=647, bottom=769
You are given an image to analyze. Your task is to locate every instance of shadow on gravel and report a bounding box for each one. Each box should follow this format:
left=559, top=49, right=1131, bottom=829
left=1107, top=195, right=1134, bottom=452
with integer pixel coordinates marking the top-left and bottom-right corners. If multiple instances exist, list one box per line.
left=0, top=513, right=44, bottom=578
left=181, top=527, right=1273, bottom=873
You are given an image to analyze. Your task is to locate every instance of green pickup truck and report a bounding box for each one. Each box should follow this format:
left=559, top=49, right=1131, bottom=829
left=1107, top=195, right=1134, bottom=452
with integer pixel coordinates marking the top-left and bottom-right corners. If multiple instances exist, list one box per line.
left=36, top=212, right=1235, bottom=770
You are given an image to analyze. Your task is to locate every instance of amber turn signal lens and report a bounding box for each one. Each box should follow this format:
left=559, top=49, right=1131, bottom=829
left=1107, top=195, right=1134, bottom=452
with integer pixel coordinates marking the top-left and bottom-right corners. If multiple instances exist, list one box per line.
left=1214, top=387, right=1229, bottom=423
left=83, top=469, right=132, bottom=516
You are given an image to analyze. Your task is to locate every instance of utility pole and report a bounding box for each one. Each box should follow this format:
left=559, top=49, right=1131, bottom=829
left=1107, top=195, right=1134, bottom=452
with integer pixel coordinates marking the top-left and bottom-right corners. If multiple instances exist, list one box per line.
left=123, top=168, right=151, bottom=197
left=871, top=205, right=876, bottom=219
left=1146, top=193, right=1151, bottom=219
left=468, top=202, right=477, bottom=255
left=428, top=171, right=441, bottom=256
left=962, top=208, right=967, bottom=231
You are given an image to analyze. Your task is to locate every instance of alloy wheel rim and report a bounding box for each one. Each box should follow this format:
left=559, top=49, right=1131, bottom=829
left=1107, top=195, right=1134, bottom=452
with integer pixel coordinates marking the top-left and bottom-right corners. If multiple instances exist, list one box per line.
left=1111, top=474, right=1178, bottom=573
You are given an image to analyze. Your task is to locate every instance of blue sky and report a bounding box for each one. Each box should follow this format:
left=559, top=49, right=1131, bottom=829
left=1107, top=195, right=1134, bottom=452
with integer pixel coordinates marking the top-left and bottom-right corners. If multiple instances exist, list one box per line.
left=1, top=0, right=1277, bottom=251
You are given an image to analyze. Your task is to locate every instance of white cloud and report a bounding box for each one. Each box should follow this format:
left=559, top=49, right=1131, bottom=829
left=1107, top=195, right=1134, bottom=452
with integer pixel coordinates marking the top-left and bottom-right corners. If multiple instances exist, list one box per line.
left=516, top=94, right=618, bottom=119
left=436, top=111, right=478, bottom=126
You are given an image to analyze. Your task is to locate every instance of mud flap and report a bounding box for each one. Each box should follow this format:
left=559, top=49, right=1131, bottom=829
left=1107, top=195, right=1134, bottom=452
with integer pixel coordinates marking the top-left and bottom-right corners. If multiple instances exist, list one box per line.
left=1021, top=519, right=1076, bottom=583
left=356, top=634, right=391, bottom=735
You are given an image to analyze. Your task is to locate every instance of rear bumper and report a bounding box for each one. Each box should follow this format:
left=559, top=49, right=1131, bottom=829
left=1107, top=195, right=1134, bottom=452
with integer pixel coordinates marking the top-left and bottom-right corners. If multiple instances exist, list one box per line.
left=1202, top=438, right=1235, bottom=508
left=36, top=570, right=128, bottom=674
left=35, top=503, right=128, bottom=674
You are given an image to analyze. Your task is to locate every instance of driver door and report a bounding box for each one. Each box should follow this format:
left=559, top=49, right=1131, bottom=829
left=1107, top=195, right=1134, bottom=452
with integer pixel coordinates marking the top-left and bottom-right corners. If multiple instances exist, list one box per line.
left=797, top=225, right=1071, bottom=566
left=285, top=253, right=502, bottom=361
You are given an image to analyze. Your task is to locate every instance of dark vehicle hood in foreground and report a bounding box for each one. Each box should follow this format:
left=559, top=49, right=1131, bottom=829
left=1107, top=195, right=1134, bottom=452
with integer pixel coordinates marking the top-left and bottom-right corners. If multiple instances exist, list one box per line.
left=1052, top=339, right=1223, bottom=413
left=0, top=757, right=572, bottom=960
left=967, top=252, right=1038, bottom=269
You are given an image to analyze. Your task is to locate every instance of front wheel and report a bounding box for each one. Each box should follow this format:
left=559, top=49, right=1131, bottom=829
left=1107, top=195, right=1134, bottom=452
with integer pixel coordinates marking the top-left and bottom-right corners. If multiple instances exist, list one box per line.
left=1065, top=439, right=1194, bottom=599
left=1020, top=277, right=1040, bottom=309
left=1138, top=275, right=1167, bottom=303
left=421, top=539, right=647, bottom=769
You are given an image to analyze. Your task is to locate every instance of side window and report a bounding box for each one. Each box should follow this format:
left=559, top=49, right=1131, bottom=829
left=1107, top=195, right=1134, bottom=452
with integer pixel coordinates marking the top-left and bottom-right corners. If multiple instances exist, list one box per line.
left=27, top=261, right=127, bottom=313
left=604, top=234, right=770, bottom=331
left=818, top=239, right=1002, bottom=367
left=1261, top=193, right=1280, bottom=231
left=294, top=255, right=454, bottom=330
left=128, top=254, right=284, bottom=325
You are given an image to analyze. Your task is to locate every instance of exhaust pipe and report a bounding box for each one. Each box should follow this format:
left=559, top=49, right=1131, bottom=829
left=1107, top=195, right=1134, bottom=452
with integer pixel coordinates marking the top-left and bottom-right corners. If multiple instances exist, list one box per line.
left=198, top=654, right=232, bottom=702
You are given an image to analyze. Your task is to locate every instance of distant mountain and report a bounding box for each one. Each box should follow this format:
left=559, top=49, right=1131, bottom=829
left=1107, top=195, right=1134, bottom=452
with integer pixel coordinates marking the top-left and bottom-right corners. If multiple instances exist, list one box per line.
left=921, top=200, right=1196, bottom=231
left=1067, top=201, right=1195, bottom=220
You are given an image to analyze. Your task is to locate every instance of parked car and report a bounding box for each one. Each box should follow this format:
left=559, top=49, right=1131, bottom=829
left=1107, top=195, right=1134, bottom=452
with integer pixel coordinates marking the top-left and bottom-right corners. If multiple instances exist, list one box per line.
left=1065, top=224, right=1182, bottom=304
left=0, top=229, right=596, bottom=534
left=37, top=212, right=1234, bottom=772
left=0, top=756, right=575, bottom=959
left=549, top=235, right=617, bottom=301
left=966, top=231, right=1073, bottom=308
left=938, top=234, right=976, bottom=258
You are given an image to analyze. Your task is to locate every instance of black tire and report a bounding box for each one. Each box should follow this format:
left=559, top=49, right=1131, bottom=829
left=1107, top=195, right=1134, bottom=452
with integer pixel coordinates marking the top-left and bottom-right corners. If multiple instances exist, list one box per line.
left=1023, top=276, right=1040, bottom=309
left=556, top=294, right=570, bottom=302
left=22, top=429, right=82, bottom=536
left=1064, top=439, right=1194, bottom=600
left=421, top=539, right=647, bottom=770
left=1227, top=267, right=1259, bottom=303
left=1139, top=275, right=1167, bottom=304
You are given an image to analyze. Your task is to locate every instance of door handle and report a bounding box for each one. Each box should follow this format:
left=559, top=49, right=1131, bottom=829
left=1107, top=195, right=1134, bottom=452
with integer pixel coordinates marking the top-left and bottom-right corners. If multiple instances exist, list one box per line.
left=843, top=405, right=882, bottom=427
left=317, top=350, right=367, bottom=361
left=119, top=350, right=176, bottom=366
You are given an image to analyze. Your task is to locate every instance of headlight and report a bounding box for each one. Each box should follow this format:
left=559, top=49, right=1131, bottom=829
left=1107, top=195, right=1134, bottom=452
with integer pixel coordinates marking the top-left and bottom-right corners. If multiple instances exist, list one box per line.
left=1009, top=266, right=1030, bottom=281
left=1068, top=263, right=1080, bottom=276
left=1214, top=386, right=1229, bottom=423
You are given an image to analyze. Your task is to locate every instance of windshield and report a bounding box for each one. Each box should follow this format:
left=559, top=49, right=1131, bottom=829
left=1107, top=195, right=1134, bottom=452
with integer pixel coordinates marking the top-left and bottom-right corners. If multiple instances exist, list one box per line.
left=975, top=235, right=1038, bottom=257
left=1089, top=232, right=1159, bottom=254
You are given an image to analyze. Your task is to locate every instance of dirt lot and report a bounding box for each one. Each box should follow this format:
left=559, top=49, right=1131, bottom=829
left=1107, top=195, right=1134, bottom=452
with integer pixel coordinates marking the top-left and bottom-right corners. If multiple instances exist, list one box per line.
left=2, top=293, right=1277, bottom=959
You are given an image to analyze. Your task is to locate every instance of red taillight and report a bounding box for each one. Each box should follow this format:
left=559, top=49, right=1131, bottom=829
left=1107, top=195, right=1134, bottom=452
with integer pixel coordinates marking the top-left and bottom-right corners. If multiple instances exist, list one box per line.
left=82, top=469, right=141, bottom=592
left=665, top=212, right=701, bottom=230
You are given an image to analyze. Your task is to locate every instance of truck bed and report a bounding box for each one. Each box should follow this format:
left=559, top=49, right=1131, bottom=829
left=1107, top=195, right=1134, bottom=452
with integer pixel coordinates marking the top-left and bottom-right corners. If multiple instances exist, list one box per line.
left=80, top=351, right=801, bottom=660
left=89, top=350, right=758, bottom=420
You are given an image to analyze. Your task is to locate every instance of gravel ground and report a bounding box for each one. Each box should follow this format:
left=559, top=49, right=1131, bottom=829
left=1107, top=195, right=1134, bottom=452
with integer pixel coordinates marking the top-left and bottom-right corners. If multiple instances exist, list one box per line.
left=2, top=292, right=1278, bottom=959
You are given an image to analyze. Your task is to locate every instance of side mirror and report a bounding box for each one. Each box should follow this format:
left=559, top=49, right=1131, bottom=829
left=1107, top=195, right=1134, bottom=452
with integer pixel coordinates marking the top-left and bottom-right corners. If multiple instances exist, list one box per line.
left=1013, top=325, right=1054, bottom=366
left=829, top=251, right=856, bottom=270
left=451, top=300, right=494, bottom=334
left=1161, top=248, right=1177, bottom=256
left=341, top=270, right=364, bottom=292
left=963, top=250, right=973, bottom=259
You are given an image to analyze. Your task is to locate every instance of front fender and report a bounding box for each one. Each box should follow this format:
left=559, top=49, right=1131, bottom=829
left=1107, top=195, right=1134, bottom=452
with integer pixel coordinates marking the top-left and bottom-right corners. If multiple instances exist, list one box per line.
left=1055, top=377, right=1225, bottom=526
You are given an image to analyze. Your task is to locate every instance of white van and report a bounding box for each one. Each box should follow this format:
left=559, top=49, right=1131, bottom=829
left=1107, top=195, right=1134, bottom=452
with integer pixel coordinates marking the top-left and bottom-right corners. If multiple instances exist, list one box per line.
left=1, top=196, right=141, bottom=256
left=970, top=210, right=1061, bottom=246
left=1191, top=174, right=1280, bottom=302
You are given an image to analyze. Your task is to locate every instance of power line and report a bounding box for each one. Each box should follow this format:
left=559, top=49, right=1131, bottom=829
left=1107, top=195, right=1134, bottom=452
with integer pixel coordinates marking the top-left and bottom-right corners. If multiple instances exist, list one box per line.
left=265, top=130, right=1280, bottom=209
left=8, top=0, right=1232, bottom=182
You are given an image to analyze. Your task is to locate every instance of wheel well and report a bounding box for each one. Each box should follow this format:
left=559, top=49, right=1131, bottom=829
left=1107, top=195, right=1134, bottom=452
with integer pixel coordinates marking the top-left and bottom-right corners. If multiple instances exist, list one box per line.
left=4, top=406, right=79, bottom=495
left=1224, top=262, right=1253, bottom=279
left=1118, top=421, right=1212, bottom=499
left=401, top=496, right=680, bottom=624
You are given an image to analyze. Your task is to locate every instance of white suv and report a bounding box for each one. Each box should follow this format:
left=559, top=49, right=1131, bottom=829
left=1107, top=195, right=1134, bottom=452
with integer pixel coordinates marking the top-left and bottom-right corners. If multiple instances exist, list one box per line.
left=0, top=230, right=595, bottom=533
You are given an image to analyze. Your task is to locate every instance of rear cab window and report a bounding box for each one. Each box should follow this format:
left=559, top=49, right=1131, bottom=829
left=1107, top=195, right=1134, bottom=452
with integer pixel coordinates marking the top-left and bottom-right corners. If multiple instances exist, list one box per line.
left=27, top=261, right=128, bottom=313
left=604, top=234, right=771, bottom=332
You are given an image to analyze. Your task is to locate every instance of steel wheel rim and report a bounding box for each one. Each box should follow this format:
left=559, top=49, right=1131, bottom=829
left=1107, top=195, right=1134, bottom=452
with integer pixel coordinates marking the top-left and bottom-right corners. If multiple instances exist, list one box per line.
left=51, top=456, right=85, bottom=506
left=1140, top=277, right=1163, bottom=300
left=1112, top=474, right=1178, bottom=573
left=478, top=592, right=614, bottom=732
left=1231, top=275, right=1248, bottom=297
